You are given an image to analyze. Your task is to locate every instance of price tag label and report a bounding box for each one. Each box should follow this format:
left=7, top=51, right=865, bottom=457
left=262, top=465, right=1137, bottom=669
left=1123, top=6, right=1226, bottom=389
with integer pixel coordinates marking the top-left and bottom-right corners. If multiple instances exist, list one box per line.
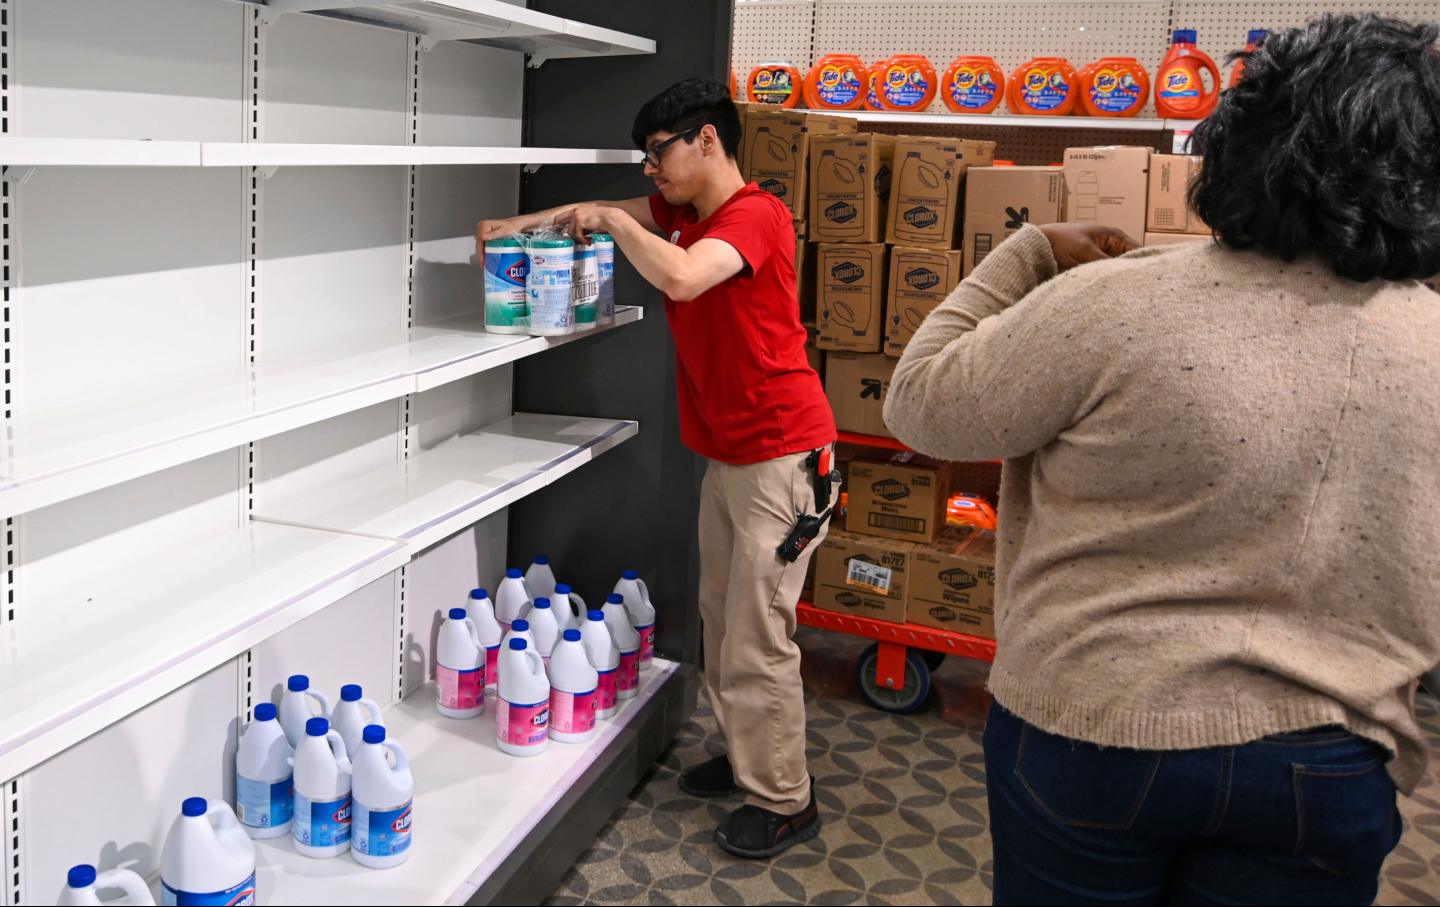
left=846, top=558, right=892, bottom=595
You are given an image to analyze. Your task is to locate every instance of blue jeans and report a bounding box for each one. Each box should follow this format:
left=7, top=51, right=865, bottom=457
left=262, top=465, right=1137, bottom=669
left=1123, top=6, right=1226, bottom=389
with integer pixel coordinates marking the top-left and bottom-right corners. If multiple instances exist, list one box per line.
left=984, top=701, right=1401, bottom=906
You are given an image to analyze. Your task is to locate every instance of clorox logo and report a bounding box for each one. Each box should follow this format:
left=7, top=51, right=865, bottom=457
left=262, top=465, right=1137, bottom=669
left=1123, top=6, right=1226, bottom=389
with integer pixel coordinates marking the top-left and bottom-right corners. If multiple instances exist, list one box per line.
left=904, top=206, right=938, bottom=229
left=939, top=567, right=978, bottom=591
left=836, top=591, right=862, bottom=607
left=832, top=261, right=864, bottom=283
left=905, top=267, right=939, bottom=290
left=826, top=201, right=858, bottom=224
left=226, top=888, right=256, bottom=906
left=927, top=606, right=958, bottom=623
left=531, top=255, right=546, bottom=266
left=873, top=478, right=910, bottom=501
left=334, top=804, right=353, bottom=824
left=1026, top=70, right=1049, bottom=92
left=756, top=71, right=774, bottom=88
left=759, top=178, right=786, bottom=198
left=392, top=808, right=413, bottom=833
left=504, top=262, right=527, bottom=283
left=533, top=708, right=550, bottom=726
left=1095, top=73, right=1118, bottom=93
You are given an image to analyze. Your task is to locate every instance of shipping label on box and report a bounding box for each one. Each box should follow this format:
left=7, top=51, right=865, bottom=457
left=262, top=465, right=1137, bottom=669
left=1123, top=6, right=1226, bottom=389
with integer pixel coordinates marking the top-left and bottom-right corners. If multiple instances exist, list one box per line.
left=743, top=109, right=857, bottom=221
left=885, top=247, right=963, bottom=357
left=813, top=529, right=914, bottom=623
left=1063, top=146, right=1150, bottom=244
left=823, top=351, right=896, bottom=437
left=908, top=529, right=997, bottom=637
left=1147, top=154, right=1210, bottom=235
left=810, top=133, right=896, bottom=243
left=886, top=137, right=995, bottom=250
left=962, top=166, right=1065, bottom=276
left=846, top=454, right=953, bottom=543
left=817, top=243, right=887, bottom=353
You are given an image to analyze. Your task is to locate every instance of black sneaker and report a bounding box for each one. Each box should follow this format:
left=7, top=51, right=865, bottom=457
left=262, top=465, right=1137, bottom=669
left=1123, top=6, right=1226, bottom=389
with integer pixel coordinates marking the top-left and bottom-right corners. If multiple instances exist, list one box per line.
left=679, top=754, right=739, bottom=798
left=713, top=781, right=820, bottom=859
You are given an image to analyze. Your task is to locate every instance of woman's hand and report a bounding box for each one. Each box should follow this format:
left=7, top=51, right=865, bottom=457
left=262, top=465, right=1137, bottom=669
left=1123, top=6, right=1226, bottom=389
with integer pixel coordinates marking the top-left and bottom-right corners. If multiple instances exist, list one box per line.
left=1038, top=223, right=1140, bottom=271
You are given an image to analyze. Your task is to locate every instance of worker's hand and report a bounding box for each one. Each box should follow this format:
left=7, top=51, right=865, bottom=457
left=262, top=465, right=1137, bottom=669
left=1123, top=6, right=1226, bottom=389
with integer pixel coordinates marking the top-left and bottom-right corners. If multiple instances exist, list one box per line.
left=475, top=217, right=527, bottom=258
left=556, top=205, right=615, bottom=244
left=1038, top=223, right=1140, bottom=272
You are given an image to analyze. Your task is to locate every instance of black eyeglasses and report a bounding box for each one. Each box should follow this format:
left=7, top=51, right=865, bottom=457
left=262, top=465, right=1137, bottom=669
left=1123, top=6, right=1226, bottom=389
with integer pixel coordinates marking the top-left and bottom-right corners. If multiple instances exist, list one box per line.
left=641, top=127, right=700, bottom=169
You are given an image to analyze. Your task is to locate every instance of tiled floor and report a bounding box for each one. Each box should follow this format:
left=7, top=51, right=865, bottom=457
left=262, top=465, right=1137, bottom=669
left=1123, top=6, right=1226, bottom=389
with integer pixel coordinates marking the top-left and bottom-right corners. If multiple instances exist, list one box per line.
left=545, top=627, right=1440, bottom=906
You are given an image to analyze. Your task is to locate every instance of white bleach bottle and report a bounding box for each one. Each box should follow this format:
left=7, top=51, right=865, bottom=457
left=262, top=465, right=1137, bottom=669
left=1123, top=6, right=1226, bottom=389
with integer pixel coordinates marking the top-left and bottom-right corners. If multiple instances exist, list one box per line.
left=350, top=725, right=414, bottom=870
left=235, top=702, right=293, bottom=840
left=496, top=639, right=550, bottom=756
left=603, top=593, right=642, bottom=701
left=526, top=598, right=560, bottom=664
left=551, top=583, right=585, bottom=631
left=549, top=629, right=599, bottom=743
left=279, top=674, right=331, bottom=748
left=332, top=684, right=384, bottom=760
left=613, top=570, right=658, bottom=670
left=580, top=609, right=621, bottom=720
left=291, top=717, right=353, bottom=859
left=159, top=798, right=255, bottom=906
left=59, top=865, right=154, bottom=906
left=525, top=555, right=558, bottom=603
left=498, top=618, right=535, bottom=685
left=436, top=607, right=484, bottom=718
left=468, top=588, right=505, bottom=689
left=495, top=568, right=531, bottom=633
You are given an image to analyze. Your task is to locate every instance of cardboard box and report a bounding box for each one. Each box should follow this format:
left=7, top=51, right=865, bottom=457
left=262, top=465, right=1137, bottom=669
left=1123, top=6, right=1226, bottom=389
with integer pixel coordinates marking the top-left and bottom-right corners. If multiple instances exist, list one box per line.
left=809, top=133, right=896, bottom=243
left=734, top=101, right=751, bottom=171
left=824, top=352, right=896, bottom=437
left=812, top=529, right=914, bottom=624
left=1144, top=232, right=1207, bottom=247
left=817, top=243, right=887, bottom=352
left=885, top=247, right=963, bottom=357
left=908, top=529, right=997, bottom=638
left=962, top=166, right=1065, bottom=276
left=803, top=320, right=823, bottom=379
left=1146, top=154, right=1210, bottom=235
left=743, top=109, right=857, bottom=221
left=1063, top=146, right=1150, bottom=244
left=846, top=453, right=953, bottom=544
left=886, top=136, right=996, bottom=250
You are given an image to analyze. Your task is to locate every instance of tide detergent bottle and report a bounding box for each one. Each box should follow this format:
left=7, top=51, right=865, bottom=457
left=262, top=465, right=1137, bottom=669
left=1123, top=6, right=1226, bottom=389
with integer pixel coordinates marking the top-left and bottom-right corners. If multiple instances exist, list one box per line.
left=603, top=594, right=642, bottom=701
left=1079, top=57, right=1151, bottom=117
left=279, top=674, right=330, bottom=748
left=580, top=609, right=621, bottom=720
left=292, top=717, right=353, bottom=859
left=1230, top=29, right=1267, bottom=87
left=467, top=588, right=505, bottom=688
left=497, top=639, right=551, bottom=756
left=864, top=61, right=886, bottom=110
left=746, top=61, right=803, bottom=107
left=1156, top=29, right=1221, bottom=118
left=612, top=570, right=657, bottom=670
left=59, top=865, right=154, bottom=906
left=1007, top=57, right=1080, bottom=115
left=549, top=629, right=599, bottom=744
left=942, top=56, right=1004, bottom=113
left=804, top=54, right=868, bottom=110
left=235, top=702, right=293, bottom=840
left=876, top=55, right=938, bottom=111
left=350, top=725, right=414, bottom=870
left=494, top=567, right=531, bottom=633
left=436, top=607, right=485, bottom=719
left=159, top=798, right=256, bottom=906
left=331, top=684, right=384, bottom=762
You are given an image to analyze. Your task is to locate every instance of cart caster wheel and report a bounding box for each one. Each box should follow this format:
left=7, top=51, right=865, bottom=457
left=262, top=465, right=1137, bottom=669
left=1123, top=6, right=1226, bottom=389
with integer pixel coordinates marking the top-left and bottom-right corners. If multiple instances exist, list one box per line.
left=855, top=643, right=932, bottom=714
left=920, top=651, right=946, bottom=672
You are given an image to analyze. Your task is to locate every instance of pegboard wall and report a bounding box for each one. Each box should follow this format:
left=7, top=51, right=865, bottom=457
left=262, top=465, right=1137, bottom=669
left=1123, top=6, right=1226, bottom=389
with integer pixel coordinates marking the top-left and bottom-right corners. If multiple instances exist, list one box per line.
left=732, top=0, right=819, bottom=88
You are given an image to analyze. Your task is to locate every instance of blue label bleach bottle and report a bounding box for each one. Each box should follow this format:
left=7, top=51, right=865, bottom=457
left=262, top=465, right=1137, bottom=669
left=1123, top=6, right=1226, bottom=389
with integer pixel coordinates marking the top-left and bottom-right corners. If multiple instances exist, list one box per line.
left=159, top=798, right=256, bottom=905
left=235, top=702, right=293, bottom=839
left=291, top=717, right=353, bottom=859
left=59, top=864, right=154, bottom=906
left=351, top=725, right=414, bottom=869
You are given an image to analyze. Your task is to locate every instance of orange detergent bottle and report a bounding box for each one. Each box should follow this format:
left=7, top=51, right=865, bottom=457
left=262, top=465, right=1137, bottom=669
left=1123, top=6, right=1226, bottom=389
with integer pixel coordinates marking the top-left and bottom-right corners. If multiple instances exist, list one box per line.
left=804, top=54, right=869, bottom=110
left=1078, top=57, right=1150, bottom=117
left=876, top=55, right=939, bottom=111
left=1155, top=30, right=1221, bottom=118
left=1007, top=57, right=1080, bottom=115
left=864, top=61, right=887, bottom=110
left=1230, top=29, right=1268, bottom=88
left=941, top=55, right=1004, bottom=113
left=747, top=61, right=803, bottom=107
left=729, top=69, right=737, bottom=99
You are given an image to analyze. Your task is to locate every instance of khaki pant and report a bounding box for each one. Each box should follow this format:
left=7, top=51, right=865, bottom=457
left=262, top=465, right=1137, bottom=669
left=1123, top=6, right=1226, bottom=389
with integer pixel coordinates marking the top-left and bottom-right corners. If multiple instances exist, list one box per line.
left=698, top=447, right=835, bottom=814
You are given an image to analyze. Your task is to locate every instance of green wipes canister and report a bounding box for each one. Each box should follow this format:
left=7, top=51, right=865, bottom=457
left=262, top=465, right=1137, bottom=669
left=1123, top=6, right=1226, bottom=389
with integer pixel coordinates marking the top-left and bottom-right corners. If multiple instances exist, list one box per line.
left=592, top=233, right=616, bottom=325
left=484, top=238, right=529, bottom=334
left=572, top=242, right=599, bottom=332
left=526, top=237, right=574, bottom=336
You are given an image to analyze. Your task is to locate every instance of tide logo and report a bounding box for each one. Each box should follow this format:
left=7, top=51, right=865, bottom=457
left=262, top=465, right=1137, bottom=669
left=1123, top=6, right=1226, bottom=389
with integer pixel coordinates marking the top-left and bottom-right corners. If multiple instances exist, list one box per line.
left=392, top=807, right=414, bottom=833
left=886, top=67, right=909, bottom=88
left=939, top=567, right=978, bottom=591
left=905, top=267, right=939, bottom=290
left=872, top=478, right=910, bottom=501
left=1094, top=72, right=1119, bottom=94
left=1025, top=69, right=1049, bottom=92
left=954, top=68, right=978, bottom=90
left=904, top=206, right=939, bottom=229
left=826, top=201, right=859, bottom=224
left=333, top=803, right=353, bottom=824
left=821, top=66, right=842, bottom=87
left=1166, top=70, right=1193, bottom=91
left=831, top=261, right=864, bottom=283
left=756, top=71, right=775, bottom=88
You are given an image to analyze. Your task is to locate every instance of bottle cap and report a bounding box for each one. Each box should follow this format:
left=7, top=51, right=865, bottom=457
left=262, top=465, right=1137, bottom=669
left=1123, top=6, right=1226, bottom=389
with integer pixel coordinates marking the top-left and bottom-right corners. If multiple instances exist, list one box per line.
left=469, top=588, right=489, bottom=600
left=182, top=797, right=208, bottom=818
left=510, top=638, right=528, bottom=651
left=533, top=598, right=551, bottom=610
left=1173, top=28, right=1197, bottom=44
left=341, top=684, right=362, bottom=702
left=533, top=555, right=550, bottom=566
left=623, top=569, right=639, bottom=580
left=506, top=567, right=524, bottom=579
left=1247, top=28, right=1267, bottom=44
left=588, top=610, right=605, bottom=621
left=449, top=607, right=467, bottom=620
left=555, top=583, right=572, bottom=595
left=512, top=619, right=530, bottom=632
left=563, top=628, right=582, bottom=642
left=67, top=865, right=97, bottom=888
left=287, top=674, right=309, bottom=692
left=607, top=593, right=624, bottom=605
left=363, top=725, right=386, bottom=745
left=306, top=717, right=330, bottom=737
left=254, top=703, right=278, bottom=722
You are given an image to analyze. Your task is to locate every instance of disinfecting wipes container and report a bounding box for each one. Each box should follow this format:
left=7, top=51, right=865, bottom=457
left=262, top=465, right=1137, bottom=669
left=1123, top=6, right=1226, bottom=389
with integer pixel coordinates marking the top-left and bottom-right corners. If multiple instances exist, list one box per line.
left=526, top=237, right=574, bottom=336
left=592, top=233, right=616, bottom=325
left=572, top=242, right=599, bottom=332
left=484, top=238, right=529, bottom=334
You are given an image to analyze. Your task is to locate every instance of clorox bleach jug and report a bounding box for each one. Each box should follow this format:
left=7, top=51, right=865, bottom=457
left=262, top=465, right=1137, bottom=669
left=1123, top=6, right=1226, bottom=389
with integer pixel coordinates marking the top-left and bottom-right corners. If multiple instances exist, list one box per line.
left=159, top=798, right=255, bottom=906
left=467, top=588, right=505, bottom=689
left=497, top=639, right=551, bottom=756
left=235, top=702, right=293, bottom=840
left=550, top=583, right=582, bottom=632
left=292, top=717, right=353, bottom=859
left=526, top=598, right=561, bottom=663
left=1155, top=29, right=1220, bottom=118
left=332, top=684, right=384, bottom=761
left=350, top=726, right=414, bottom=870
left=59, top=865, right=154, bottom=906
left=603, top=594, right=641, bottom=701
left=499, top=619, right=536, bottom=684
left=581, top=610, right=621, bottom=719
left=279, top=674, right=331, bottom=748
left=549, top=629, right=599, bottom=743
left=436, top=607, right=485, bottom=719
left=613, top=570, right=657, bottom=670
left=495, top=567, right=531, bottom=632
left=526, top=555, right=558, bottom=602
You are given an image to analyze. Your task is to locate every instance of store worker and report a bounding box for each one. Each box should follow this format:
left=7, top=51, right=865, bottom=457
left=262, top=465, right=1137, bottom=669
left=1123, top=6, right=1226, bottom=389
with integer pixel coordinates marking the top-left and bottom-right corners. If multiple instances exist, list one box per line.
left=475, top=79, right=835, bottom=859
left=884, top=14, right=1440, bottom=907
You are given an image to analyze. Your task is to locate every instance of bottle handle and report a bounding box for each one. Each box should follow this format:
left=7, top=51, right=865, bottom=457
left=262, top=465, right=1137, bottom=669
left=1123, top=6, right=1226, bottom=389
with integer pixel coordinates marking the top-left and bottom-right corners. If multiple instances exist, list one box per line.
left=96, top=868, right=156, bottom=907
left=361, top=697, right=384, bottom=727
left=384, top=740, right=410, bottom=774
left=526, top=649, right=547, bottom=679
left=1200, top=55, right=1221, bottom=93
left=207, top=800, right=251, bottom=853
left=464, top=617, right=483, bottom=651
left=635, top=580, right=649, bottom=606
left=326, top=730, right=353, bottom=773
left=308, top=690, right=332, bottom=719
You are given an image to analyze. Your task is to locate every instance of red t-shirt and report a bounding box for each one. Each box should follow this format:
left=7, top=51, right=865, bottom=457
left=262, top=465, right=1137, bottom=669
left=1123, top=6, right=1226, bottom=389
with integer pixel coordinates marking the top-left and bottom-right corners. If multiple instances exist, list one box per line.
left=649, top=183, right=835, bottom=465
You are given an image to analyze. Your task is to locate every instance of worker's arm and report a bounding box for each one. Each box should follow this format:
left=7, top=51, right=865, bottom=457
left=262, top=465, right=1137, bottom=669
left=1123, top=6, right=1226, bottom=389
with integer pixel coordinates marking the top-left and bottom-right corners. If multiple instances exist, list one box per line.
left=564, top=204, right=745, bottom=302
left=474, top=197, right=656, bottom=255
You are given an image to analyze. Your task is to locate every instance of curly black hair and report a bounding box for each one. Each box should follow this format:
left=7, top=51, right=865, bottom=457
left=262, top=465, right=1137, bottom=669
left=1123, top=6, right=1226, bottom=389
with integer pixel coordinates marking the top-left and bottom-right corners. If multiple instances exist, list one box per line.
left=1189, top=14, right=1440, bottom=282
left=631, top=78, right=742, bottom=160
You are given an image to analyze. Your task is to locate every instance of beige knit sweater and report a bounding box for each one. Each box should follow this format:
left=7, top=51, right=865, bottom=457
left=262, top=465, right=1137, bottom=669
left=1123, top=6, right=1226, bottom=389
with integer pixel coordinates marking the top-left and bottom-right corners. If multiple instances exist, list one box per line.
left=885, top=225, right=1440, bottom=792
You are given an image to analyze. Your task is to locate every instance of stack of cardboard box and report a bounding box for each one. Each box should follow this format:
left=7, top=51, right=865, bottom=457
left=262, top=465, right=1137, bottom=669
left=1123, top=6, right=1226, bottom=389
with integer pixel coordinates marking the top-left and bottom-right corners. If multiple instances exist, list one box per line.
left=1144, top=154, right=1210, bottom=247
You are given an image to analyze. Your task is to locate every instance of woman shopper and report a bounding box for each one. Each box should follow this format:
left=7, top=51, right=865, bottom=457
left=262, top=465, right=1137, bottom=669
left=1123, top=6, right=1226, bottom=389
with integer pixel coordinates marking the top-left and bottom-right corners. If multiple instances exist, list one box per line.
left=885, top=15, right=1440, bottom=906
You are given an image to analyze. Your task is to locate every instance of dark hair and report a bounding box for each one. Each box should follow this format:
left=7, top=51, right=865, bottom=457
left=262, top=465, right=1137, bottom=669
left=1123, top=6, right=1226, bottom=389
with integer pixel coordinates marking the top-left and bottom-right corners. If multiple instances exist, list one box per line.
left=631, top=78, right=741, bottom=160
left=1189, top=14, right=1440, bottom=282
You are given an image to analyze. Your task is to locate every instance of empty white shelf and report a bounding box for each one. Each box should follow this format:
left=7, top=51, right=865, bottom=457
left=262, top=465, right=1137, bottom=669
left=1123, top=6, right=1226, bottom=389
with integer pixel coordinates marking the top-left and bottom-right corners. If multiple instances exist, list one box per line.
left=847, top=110, right=1184, bottom=132
left=0, top=308, right=643, bottom=521
left=0, top=522, right=408, bottom=782
left=256, top=659, right=678, bottom=904
left=200, top=143, right=644, bottom=168
left=253, top=413, right=639, bottom=549
left=0, top=137, right=201, bottom=167
left=260, top=0, right=657, bottom=60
